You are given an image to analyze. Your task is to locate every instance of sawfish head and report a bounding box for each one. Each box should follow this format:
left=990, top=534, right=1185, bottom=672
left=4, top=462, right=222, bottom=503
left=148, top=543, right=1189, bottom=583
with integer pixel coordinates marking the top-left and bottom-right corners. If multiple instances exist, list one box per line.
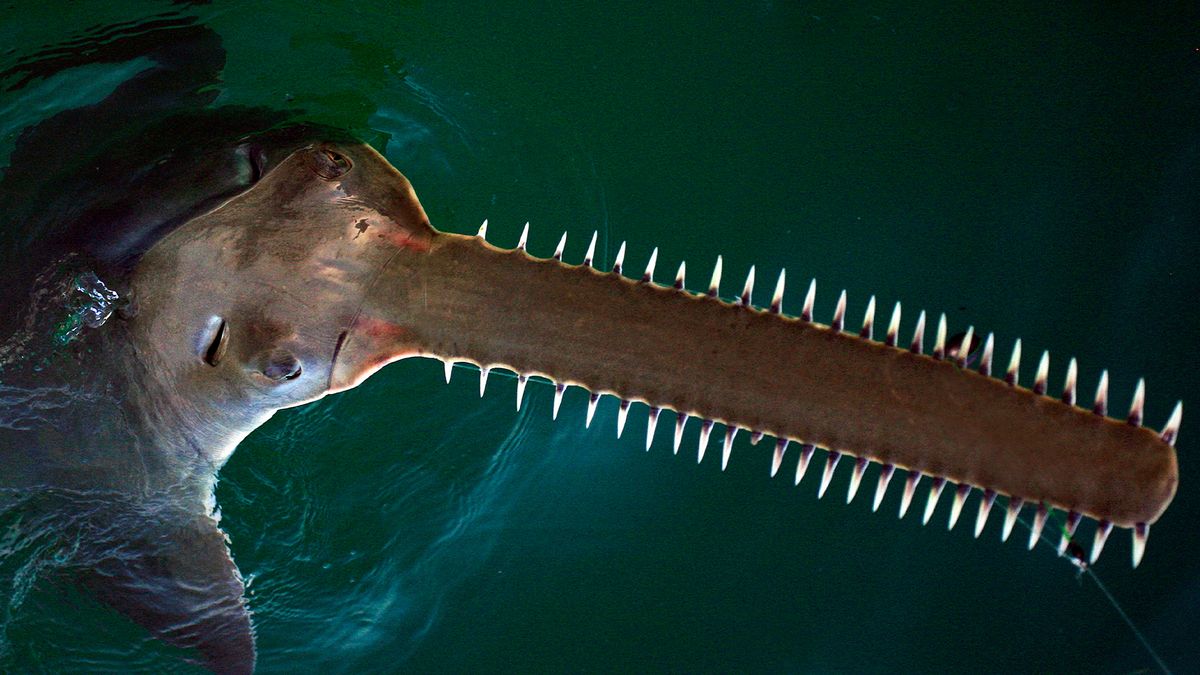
left=127, top=139, right=435, bottom=462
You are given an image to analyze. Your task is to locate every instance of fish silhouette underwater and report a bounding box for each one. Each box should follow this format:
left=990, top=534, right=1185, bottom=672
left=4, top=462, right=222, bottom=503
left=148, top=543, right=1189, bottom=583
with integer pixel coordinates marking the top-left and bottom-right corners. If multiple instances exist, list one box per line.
left=0, top=18, right=1182, bottom=675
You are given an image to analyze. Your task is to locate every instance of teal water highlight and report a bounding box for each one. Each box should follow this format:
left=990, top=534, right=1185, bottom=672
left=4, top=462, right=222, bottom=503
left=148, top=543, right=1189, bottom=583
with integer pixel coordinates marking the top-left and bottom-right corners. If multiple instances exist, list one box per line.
left=1, top=2, right=1198, bottom=672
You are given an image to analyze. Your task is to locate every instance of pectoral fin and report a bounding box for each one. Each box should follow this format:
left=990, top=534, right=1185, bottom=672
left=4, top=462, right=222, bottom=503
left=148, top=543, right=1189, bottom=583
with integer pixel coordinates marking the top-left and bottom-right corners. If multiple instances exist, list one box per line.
left=84, top=513, right=255, bottom=674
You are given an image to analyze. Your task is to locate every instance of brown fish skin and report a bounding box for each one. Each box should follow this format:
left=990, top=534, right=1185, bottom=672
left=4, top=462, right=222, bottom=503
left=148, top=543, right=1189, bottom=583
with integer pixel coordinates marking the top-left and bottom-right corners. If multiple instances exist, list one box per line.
left=333, top=230, right=1178, bottom=529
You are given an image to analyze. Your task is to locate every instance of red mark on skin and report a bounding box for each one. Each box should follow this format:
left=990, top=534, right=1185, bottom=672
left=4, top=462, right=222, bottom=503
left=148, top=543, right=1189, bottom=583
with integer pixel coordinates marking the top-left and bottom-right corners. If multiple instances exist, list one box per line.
left=381, top=228, right=432, bottom=252
left=329, top=316, right=419, bottom=392
left=353, top=316, right=412, bottom=340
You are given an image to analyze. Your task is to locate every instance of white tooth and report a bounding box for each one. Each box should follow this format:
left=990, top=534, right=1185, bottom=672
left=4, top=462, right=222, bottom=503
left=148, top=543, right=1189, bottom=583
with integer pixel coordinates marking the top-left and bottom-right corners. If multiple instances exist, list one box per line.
left=585, top=392, right=600, bottom=428
left=860, top=296, right=876, bottom=339
left=771, top=438, right=789, bottom=477
left=1033, top=351, right=1050, bottom=395
left=1001, top=497, right=1023, bottom=542
left=1162, top=400, right=1183, bottom=446
left=831, top=290, right=847, bottom=332
left=770, top=269, right=786, bottom=314
left=613, top=241, right=626, bottom=275
left=674, top=261, right=687, bottom=290
left=749, top=431, right=763, bottom=445
left=739, top=266, right=755, bottom=306
left=1005, top=339, right=1022, bottom=386
left=1093, top=370, right=1109, bottom=416
left=956, top=326, right=974, bottom=368
left=1062, top=357, right=1078, bottom=405
left=1057, top=511, right=1081, bottom=555
left=979, top=332, right=995, bottom=376
left=872, top=464, right=895, bottom=512
left=922, top=476, right=946, bottom=525
left=947, top=484, right=971, bottom=530
left=517, top=222, right=530, bottom=251
left=899, top=471, right=922, bottom=519
left=697, top=419, right=714, bottom=463
left=479, top=366, right=490, bottom=397
left=802, top=279, right=816, bottom=321
left=847, top=457, right=868, bottom=503
left=444, top=359, right=454, bottom=383
left=1090, top=520, right=1113, bottom=564
left=1132, top=523, right=1148, bottom=568
left=707, top=256, right=723, bottom=298
left=641, top=247, right=659, bottom=283
left=818, top=451, right=841, bottom=499
left=645, top=407, right=660, bottom=451
left=1128, top=378, right=1145, bottom=427
left=794, top=443, right=815, bottom=485
left=1027, top=503, right=1048, bottom=550
left=973, top=489, right=996, bottom=538
left=885, top=301, right=901, bottom=347
left=933, top=313, right=947, bottom=360
left=673, top=413, right=686, bottom=454
left=516, top=375, right=528, bottom=410
left=553, top=231, right=567, bottom=261
left=721, top=427, right=738, bottom=470
left=583, top=230, right=598, bottom=267
left=617, top=400, right=630, bottom=437
left=909, top=310, right=926, bottom=354
left=477, top=218, right=489, bottom=239
left=552, top=383, right=565, bottom=420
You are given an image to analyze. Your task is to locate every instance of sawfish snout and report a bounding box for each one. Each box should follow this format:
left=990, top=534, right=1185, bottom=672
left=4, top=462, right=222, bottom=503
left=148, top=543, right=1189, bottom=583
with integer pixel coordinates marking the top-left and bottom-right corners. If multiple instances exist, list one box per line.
left=342, top=215, right=1181, bottom=568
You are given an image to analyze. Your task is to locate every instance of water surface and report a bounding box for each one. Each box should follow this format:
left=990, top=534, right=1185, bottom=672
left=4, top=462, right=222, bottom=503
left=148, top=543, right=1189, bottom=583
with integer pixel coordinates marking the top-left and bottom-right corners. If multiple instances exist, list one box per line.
left=0, top=2, right=1197, bottom=672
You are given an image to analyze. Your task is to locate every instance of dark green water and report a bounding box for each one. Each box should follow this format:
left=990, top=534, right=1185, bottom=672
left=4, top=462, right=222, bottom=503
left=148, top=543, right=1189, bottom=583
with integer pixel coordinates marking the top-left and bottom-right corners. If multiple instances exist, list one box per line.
left=1, top=2, right=1198, bottom=672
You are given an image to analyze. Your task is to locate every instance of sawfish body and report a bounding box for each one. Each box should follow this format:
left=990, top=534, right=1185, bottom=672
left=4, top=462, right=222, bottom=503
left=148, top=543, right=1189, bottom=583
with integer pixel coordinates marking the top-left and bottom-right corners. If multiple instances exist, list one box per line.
left=0, top=18, right=1182, bottom=675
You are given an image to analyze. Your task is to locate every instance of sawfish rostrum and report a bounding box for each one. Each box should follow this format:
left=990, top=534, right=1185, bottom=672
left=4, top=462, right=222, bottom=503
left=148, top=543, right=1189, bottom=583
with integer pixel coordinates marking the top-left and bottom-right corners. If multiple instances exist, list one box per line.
left=0, top=21, right=1184, bottom=675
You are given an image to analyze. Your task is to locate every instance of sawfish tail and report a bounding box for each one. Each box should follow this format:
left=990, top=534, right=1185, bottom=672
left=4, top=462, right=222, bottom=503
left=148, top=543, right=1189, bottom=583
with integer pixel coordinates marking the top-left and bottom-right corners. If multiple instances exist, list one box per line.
left=336, top=223, right=1179, bottom=569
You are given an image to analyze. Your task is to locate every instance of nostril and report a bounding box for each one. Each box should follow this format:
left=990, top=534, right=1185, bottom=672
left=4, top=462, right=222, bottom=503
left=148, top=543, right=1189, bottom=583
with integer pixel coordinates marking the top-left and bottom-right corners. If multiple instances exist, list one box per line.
left=261, top=349, right=302, bottom=382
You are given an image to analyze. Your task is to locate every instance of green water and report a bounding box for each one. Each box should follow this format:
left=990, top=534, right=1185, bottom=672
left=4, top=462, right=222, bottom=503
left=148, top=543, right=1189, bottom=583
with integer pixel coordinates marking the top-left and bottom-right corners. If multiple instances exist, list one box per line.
left=1, top=2, right=1198, bottom=672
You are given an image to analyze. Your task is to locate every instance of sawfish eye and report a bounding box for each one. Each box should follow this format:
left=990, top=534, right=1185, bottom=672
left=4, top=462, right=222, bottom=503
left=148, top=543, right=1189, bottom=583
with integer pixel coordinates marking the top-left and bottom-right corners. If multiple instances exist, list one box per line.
left=310, top=147, right=352, bottom=179
left=201, top=318, right=229, bottom=367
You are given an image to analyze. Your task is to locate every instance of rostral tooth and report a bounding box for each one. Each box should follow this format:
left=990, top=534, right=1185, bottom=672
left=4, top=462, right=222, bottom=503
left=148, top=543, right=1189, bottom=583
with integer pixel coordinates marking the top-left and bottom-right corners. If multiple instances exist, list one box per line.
left=641, top=248, right=658, bottom=283
left=770, top=269, right=786, bottom=314
left=795, top=443, right=816, bottom=485
left=707, top=256, right=723, bottom=298
left=1062, top=357, right=1078, bottom=405
left=517, top=222, right=529, bottom=251
left=613, top=241, right=626, bottom=275
left=860, top=296, right=876, bottom=340
left=885, top=301, right=901, bottom=347
left=697, top=419, right=714, bottom=463
left=847, top=457, right=869, bottom=503
left=818, top=450, right=841, bottom=498
left=801, top=279, right=816, bottom=321
left=873, top=464, right=895, bottom=512
left=832, top=290, right=847, bottom=332
left=583, top=230, right=597, bottom=267
left=1033, top=351, right=1050, bottom=395
left=899, top=471, right=922, bottom=519
left=909, top=310, right=927, bottom=354
left=740, top=266, right=755, bottom=306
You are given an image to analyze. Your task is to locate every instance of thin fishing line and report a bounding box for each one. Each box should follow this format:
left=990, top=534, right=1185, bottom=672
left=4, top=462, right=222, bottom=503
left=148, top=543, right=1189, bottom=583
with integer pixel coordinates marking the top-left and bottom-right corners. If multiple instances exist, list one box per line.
left=1018, top=510, right=1171, bottom=675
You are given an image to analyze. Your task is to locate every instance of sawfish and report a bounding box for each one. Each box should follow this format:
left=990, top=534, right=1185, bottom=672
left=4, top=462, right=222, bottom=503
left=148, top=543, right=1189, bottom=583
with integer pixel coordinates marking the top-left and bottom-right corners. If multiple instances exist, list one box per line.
left=0, top=15, right=1181, bottom=675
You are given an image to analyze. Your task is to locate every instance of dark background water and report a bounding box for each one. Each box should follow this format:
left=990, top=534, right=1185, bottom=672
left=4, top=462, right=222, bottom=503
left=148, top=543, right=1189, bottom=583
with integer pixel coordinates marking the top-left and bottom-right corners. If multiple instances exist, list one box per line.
left=1, top=2, right=1198, bottom=672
